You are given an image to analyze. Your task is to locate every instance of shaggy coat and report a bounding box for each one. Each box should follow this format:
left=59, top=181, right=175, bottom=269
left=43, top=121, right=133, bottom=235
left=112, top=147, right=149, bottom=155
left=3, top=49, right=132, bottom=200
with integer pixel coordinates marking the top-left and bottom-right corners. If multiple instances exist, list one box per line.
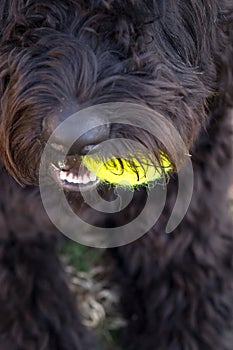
left=0, top=1, right=232, bottom=349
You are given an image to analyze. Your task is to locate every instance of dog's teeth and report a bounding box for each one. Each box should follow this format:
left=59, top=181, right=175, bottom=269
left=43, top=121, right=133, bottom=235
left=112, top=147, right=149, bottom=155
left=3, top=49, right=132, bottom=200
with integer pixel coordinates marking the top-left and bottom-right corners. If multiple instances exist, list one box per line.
left=67, top=173, right=74, bottom=183
left=89, top=172, right=96, bottom=182
left=77, top=176, right=83, bottom=184
left=73, top=176, right=79, bottom=184
left=60, top=171, right=67, bottom=181
left=82, top=174, right=90, bottom=184
left=59, top=170, right=95, bottom=185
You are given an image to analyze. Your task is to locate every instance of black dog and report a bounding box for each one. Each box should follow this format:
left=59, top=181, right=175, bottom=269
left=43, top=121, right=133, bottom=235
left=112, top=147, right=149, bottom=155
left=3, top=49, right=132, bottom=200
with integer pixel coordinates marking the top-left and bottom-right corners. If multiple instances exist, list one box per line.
left=0, top=1, right=233, bottom=349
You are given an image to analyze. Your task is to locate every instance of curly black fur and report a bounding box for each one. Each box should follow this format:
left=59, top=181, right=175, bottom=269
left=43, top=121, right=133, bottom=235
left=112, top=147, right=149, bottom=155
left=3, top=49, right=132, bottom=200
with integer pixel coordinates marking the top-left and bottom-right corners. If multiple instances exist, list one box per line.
left=0, top=1, right=232, bottom=349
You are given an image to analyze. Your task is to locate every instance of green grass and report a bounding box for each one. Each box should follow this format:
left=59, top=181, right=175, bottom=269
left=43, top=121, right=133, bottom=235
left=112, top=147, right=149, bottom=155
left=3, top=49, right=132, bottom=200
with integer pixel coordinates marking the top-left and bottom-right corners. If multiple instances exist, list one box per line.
left=58, top=239, right=103, bottom=272
left=96, top=328, right=121, bottom=350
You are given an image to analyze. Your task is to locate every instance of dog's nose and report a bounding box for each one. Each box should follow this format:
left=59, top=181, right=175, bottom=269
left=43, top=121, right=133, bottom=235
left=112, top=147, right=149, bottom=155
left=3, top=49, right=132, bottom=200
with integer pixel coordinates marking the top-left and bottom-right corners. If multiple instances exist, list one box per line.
left=43, top=113, right=110, bottom=155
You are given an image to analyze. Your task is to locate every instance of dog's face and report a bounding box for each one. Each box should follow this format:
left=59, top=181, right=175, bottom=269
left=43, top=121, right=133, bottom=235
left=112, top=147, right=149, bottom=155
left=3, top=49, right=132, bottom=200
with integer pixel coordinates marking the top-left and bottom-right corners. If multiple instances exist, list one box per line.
left=0, top=1, right=231, bottom=193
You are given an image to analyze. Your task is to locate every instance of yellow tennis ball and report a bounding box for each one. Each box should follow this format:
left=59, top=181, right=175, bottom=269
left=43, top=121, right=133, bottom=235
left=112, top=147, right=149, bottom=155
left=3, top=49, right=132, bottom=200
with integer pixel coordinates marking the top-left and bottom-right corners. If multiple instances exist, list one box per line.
left=82, top=153, right=172, bottom=187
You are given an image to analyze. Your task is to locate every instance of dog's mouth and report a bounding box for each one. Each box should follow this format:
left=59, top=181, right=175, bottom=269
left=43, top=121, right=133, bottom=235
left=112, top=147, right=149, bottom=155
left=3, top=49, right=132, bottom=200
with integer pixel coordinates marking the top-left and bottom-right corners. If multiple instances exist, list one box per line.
left=49, top=155, right=101, bottom=192
left=48, top=147, right=173, bottom=193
